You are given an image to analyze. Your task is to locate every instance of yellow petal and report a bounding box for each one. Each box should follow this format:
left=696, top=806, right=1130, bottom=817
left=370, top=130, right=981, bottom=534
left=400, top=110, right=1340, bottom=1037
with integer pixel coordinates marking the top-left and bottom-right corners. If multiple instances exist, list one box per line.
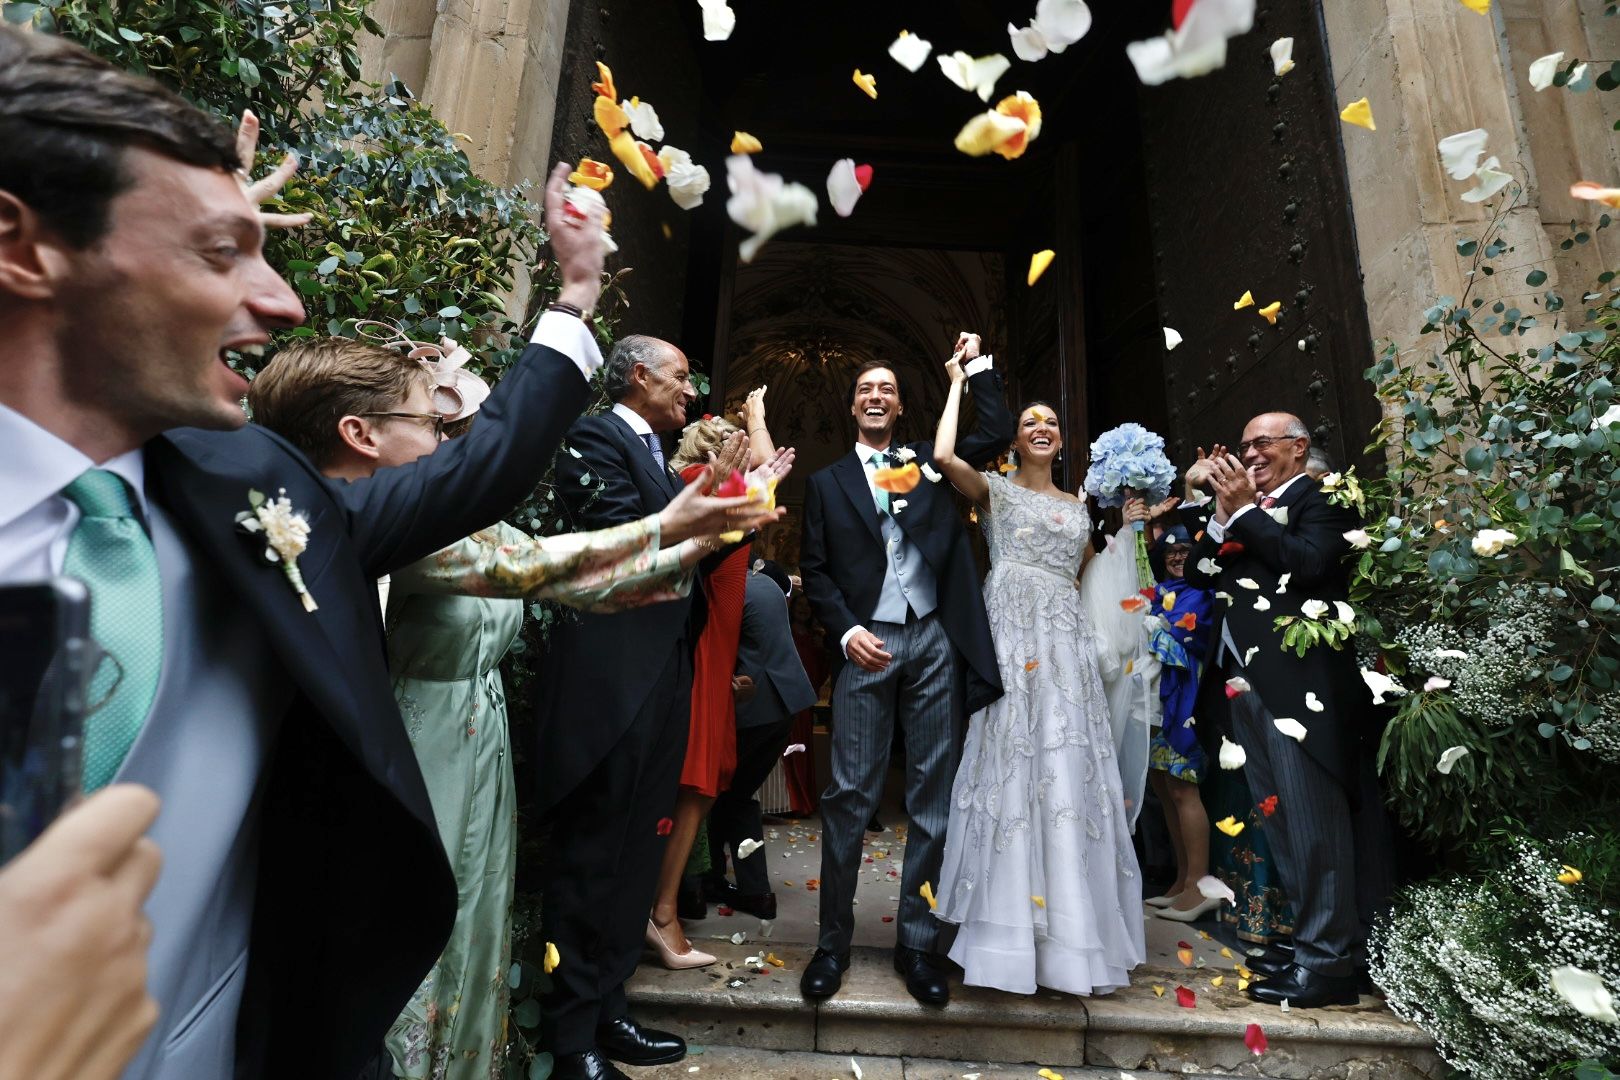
left=594, top=95, right=629, bottom=138
left=1031, top=895, right=1046, bottom=908
left=544, top=941, right=561, bottom=974
left=1197, top=931, right=1212, bottom=941
left=1038, top=1070, right=1064, bottom=1080
left=1027, top=249, right=1055, bottom=286
left=1558, top=864, right=1584, bottom=885
left=1124, top=659, right=1135, bottom=675
left=765, top=952, right=787, bottom=967
left=568, top=158, right=614, bottom=191
left=1238, top=977, right=1250, bottom=991
left=1153, top=984, right=1166, bottom=997
left=1236, top=964, right=1254, bottom=979
left=1258, top=301, right=1283, bottom=325
left=730, top=130, right=763, bottom=154
left=995, top=91, right=1043, bottom=142
left=1571, top=181, right=1620, bottom=208
left=1216, top=815, right=1246, bottom=837
left=1177, top=947, right=1195, bottom=967
left=1340, top=97, right=1376, bottom=130
left=1211, top=975, right=1225, bottom=987
left=1458, top=0, right=1489, bottom=11
left=920, top=881, right=938, bottom=910
left=591, top=61, right=617, bottom=101
left=853, top=68, right=878, bottom=99
left=609, top=130, right=658, bottom=189
left=1219, top=946, right=1233, bottom=958
left=953, top=109, right=1027, bottom=158
left=1234, top=290, right=1254, bottom=310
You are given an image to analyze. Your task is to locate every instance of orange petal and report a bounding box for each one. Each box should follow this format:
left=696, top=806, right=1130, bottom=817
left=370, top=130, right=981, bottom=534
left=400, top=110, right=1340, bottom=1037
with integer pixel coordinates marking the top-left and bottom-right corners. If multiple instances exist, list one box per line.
left=595, top=95, right=629, bottom=138
left=637, top=141, right=666, bottom=180
left=1025, top=660, right=1040, bottom=672
left=568, top=158, right=614, bottom=191
left=1027, top=249, right=1055, bottom=285
left=1177, top=947, right=1195, bottom=967
left=920, top=881, right=938, bottom=910
left=954, top=109, right=1029, bottom=159
left=1120, top=596, right=1148, bottom=613
left=1571, top=181, right=1620, bottom=208
left=1258, top=301, right=1283, bottom=325
left=1176, top=612, right=1198, bottom=630
left=872, top=462, right=922, bottom=493
left=610, top=130, right=658, bottom=189
left=853, top=68, right=878, bottom=99
left=731, top=131, right=763, bottom=154
left=591, top=61, right=617, bottom=100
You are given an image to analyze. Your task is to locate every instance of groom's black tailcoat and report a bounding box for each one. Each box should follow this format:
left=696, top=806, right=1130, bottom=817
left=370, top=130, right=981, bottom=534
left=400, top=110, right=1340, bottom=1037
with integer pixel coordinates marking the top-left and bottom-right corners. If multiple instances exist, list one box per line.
left=151, top=341, right=589, bottom=1079
left=799, top=366, right=1016, bottom=716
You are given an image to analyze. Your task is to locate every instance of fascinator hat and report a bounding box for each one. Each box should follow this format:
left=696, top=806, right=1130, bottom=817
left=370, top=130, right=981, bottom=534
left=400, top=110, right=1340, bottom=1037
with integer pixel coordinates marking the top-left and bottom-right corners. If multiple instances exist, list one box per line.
left=354, top=319, right=492, bottom=422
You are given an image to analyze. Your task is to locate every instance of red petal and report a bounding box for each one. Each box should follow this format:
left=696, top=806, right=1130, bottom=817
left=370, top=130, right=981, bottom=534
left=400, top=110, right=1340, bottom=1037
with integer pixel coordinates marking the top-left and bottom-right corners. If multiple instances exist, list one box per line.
left=1175, top=985, right=1197, bottom=1008
left=716, top=469, right=748, bottom=498
left=656, top=817, right=674, bottom=836
left=1177, top=940, right=1194, bottom=949
left=1218, top=541, right=1246, bottom=557
left=717, top=905, right=735, bottom=916
left=881, top=915, right=895, bottom=923
left=1259, top=795, right=1279, bottom=817
left=1172, top=0, right=1196, bottom=29
left=1245, top=1022, right=1268, bottom=1055
left=854, top=164, right=874, bottom=190
left=1225, top=684, right=1242, bottom=699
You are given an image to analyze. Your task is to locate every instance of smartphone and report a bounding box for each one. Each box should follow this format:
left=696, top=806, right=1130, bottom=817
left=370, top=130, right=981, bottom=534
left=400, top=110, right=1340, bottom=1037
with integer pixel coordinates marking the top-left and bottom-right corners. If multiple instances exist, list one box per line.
left=0, top=578, right=94, bottom=865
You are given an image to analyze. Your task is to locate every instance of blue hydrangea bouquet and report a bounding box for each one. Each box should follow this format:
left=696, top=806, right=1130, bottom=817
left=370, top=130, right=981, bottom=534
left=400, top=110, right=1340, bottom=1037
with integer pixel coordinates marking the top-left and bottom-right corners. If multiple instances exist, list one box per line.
left=1083, top=422, right=1176, bottom=586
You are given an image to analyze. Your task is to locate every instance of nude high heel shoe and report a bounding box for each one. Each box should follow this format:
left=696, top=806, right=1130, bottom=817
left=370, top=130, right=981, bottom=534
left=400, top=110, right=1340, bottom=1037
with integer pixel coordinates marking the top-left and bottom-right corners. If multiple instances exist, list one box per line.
left=1153, top=895, right=1222, bottom=922
left=645, top=918, right=717, bottom=969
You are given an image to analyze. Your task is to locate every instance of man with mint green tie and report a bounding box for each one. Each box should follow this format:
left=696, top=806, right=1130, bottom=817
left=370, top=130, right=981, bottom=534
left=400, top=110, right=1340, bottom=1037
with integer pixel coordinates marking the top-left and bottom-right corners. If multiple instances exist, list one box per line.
left=0, top=27, right=608, bottom=1080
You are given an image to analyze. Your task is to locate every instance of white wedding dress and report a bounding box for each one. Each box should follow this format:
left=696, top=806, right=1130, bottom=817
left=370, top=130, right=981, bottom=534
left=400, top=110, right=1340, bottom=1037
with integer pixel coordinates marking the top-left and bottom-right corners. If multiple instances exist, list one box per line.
left=934, top=473, right=1146, bottom=995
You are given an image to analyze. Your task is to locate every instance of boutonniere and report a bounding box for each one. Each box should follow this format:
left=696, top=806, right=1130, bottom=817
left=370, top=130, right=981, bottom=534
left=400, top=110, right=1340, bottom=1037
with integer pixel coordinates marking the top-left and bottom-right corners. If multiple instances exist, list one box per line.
left=236, top=488, right=319, bottom=612
left=894, top=446, right=917, bottom=463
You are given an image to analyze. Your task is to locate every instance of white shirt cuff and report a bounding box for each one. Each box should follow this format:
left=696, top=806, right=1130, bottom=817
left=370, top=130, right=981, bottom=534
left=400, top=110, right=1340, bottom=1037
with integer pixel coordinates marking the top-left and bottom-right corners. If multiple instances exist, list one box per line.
left=1209, top=502, right=1255, bottom=543
left=963, top=355, right=994, bottom=377
left=531, top=310, right=604, bottom=382
left=839, top=624, right=865, bottom=657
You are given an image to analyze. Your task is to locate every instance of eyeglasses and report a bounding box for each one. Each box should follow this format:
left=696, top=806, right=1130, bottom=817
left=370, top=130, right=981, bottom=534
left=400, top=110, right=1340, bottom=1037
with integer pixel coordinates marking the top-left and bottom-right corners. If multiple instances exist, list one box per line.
left=1237, top=435, right=1304, bottom=455
left=362, top=411, right=446, bottom=439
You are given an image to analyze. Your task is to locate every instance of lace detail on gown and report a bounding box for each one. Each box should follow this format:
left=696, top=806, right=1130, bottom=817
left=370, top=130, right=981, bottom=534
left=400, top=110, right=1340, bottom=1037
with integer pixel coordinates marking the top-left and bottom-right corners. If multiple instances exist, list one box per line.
left=934, top=472, right=1145, bottom=995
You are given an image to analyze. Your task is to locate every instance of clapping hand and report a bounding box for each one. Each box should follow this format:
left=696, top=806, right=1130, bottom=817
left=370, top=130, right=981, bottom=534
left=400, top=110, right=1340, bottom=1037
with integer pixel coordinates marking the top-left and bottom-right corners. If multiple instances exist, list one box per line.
left=1183, top=444, right=1229, bottom=502
left=748, top=446, right=795, bottom=488
left=1147, top=494, right=1182, bottom=521
left=235, top=110, right=313, bottom=230
left=1205, top=451, right=1258, bottom=521
left=659, top=464, right=784, bottom=544
left=706, top=430, right=750, bottom=490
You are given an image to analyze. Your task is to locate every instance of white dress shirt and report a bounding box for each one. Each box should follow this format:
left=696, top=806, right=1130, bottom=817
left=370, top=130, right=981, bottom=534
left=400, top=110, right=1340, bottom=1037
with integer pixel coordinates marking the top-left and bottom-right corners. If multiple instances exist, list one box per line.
left=611, top=401, right=654, bottom=438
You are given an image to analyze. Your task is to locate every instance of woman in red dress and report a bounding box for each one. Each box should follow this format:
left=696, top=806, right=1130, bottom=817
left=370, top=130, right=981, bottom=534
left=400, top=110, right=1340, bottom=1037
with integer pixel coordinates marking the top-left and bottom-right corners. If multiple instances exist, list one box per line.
left=646, top=389, right=788, bottom=967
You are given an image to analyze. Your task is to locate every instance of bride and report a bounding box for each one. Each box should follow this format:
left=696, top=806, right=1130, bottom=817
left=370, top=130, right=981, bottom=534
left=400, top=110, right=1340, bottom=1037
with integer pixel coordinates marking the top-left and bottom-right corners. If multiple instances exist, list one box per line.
left=930, top=358, right=1146, bottom=996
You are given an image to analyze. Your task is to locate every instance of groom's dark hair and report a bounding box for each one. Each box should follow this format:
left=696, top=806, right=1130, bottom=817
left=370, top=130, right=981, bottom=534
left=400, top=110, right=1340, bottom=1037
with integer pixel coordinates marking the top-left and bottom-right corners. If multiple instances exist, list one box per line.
left=847, top=360, right=904, bottom=407
left=0, top=25, right=239, bottom=249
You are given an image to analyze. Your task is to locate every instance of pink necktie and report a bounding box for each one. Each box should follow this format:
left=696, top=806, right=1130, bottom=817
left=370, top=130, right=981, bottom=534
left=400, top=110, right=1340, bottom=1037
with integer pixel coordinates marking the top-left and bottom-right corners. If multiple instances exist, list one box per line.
left=1259, top=494, right=1278, bottom=509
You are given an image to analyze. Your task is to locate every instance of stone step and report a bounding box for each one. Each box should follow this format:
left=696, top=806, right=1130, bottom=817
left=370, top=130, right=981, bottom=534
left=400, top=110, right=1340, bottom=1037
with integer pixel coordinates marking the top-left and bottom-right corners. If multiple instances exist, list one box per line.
left=625, top=942, right=1441, bottom=1080
left=628, top=1043, right=1202, bottom=1079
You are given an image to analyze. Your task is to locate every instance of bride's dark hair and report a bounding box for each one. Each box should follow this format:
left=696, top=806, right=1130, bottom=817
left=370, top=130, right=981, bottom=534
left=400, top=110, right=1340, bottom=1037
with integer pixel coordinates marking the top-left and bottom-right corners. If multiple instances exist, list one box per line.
left=1008, top=399, right=1061, bottom=464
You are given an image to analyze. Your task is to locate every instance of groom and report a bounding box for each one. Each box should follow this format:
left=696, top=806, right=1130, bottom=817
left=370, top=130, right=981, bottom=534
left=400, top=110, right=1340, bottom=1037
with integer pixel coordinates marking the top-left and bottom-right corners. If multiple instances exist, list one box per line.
left=798, top=334, right=1013, bottom=1005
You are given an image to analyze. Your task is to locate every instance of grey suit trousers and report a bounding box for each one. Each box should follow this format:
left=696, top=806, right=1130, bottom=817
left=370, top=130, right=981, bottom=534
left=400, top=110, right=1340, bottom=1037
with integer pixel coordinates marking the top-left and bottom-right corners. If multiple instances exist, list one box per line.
left=819, top=614, right=961, bottom=954
left=1228, top=666, right=1392, bottom=977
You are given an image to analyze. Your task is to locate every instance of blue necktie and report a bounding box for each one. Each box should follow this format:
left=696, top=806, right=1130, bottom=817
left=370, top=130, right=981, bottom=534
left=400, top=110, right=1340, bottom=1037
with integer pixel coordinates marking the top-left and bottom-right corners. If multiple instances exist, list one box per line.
left=867, top=450, right=897, bottom=516
left=61, top=469, right=164, bottom=791
left=641, top=432, right=666, bottom=471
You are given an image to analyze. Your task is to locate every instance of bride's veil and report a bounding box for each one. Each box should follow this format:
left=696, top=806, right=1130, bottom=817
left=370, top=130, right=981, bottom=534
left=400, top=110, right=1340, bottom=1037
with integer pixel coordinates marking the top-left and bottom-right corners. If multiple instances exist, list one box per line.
left=1079, top=524, right=1156, bottom=832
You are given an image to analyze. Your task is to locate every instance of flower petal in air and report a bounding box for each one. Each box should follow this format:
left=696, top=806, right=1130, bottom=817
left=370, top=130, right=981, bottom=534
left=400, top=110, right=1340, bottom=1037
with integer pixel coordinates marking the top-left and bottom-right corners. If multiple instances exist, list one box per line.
left=1197, top=875, right=1235, bottom=904
left=920, top=881, right=938, bottom=910
left=1438, top=128, right=1489, bottom=180
left=730, top=131, right=763, bottom=155
left=659, top=146, right=712, bottom=209
left=853, top=69, right=878, bottom=99
left=1550, top=965, right=1619, bottom=1024
left=1031, top=894, right=1047, bottom=907
left=1197, top=557, right=1220, bottom=576
left=955, top=105, right=1032, bottom=159
left=1120, top=595, right=1149, bottom=613
left=1258, top=301, right=1282, bottom=325
left=1529, top=51, right=1564, bottom=91
left=569, top=159, right=614, bottom=191
left=938, top=51, right=1012, bottom=101
left=1225, top=676, right=1251, bottom=698
left=1164, top=326, right=1183, bottom=350
left=1457, top=0, right=1489, bottom=12
left=698, top=0, right=735, bottom=40
left=608, top=131, right=658, bottom=189
left=1234, top=290, right=1254, bottom=310
left=1344, top=528, right=1371, bottom=549
left=1024, top=659, right=1041, bottom=672
left=591, top=61, right=617, bottom=101
left=1175, top=985, right=1197, bottom=1008
left=595, top=94, right=630, bottom=138
left=1215, top=815, right=1245, bottom=837
left=544, top=941, right=562, bottom=973
left=1436, top=745, right=1469, bottom=775
left=827, top=158, right=867, bottom=217
left=1300, top=598, right=1329, bottom=620
left=1127, top=0, right=1255, bottom=86
left=1028, top=249, right=1056, bottom=285
left=1273, top=716, right=1308, bottom=742
left=737, top=837, right=765, bottom=859
left=1572, top=180, right=1620, bottom=208
left=1245, top=1023, right=1269, bottom=1055
left=1175, top=612, right=1198, bottom=630
left=1557, top=864, right=1583, bottom=885
left=889, top=30, right=934, bottom=72
left=1270, top=37, right=1294, bottom=76
left=1305, top=692, right=1324, bottom=712
left=1462, top=156, right=1513, bottom=203
left=1219, top=736, right=1246, bottom=769
left=656, top=817, right=674, bottom=836
left=621, top=96, right=664, bottom=142
left=726, top=155, right=819, bottom=262
left=1340, top=97, right=1375, bottom=130
left=873, top=462, right=922, bottom=493
left=1258, top=794, right=1278, bottom=816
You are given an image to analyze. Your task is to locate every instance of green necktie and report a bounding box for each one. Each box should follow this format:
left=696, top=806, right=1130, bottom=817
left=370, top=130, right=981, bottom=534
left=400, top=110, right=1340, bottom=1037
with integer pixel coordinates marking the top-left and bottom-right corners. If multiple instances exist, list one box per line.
left=867, top=451, right=896, bottom=516
left=62, top=469, right=163, bottom=792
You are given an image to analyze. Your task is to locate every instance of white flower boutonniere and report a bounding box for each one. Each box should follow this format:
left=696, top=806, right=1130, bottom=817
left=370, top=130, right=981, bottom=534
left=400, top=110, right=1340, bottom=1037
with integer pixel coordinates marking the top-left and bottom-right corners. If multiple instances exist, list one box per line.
left=895, top=446, right=917, bottom=463
left=237, top=488, right=318, bottom=612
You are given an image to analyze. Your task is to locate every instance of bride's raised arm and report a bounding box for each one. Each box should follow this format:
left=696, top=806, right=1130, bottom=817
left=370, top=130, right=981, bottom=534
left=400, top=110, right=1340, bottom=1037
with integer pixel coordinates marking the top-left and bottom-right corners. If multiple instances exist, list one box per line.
left=932, top=349, right=992, bottom=506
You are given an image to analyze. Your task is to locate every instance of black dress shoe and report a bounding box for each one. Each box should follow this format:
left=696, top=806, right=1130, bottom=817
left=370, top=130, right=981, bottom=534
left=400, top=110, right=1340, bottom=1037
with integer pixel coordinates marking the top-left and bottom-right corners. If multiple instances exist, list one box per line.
left=1245, top=963, right=1360, bottom=1008
left=708, top=880, right=778, bottom=920
left=1247, top=952, right=1293, bottom=977
left=550, top=1050, right=630, bottom=1080
left=893, top=945, right=950, bottom=1006
left=800, top=947, right=848, bottom=1000
left=677, top=875, right=708, bottom=921
left=594, top=1016, right=685, bottom=1066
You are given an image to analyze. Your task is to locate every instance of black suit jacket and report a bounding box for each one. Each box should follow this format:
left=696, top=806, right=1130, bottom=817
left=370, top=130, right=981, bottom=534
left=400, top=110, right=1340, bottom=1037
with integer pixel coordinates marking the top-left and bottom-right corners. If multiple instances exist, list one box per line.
left=147, top=341, right=589, bottom=1080
left=531, top=410, right=704, bottom=809
left=735, top=572, right=817, bottom=729
left=799, top=367, right=1014, bottom=715
left=1181, top=476, right=1374, bottom=792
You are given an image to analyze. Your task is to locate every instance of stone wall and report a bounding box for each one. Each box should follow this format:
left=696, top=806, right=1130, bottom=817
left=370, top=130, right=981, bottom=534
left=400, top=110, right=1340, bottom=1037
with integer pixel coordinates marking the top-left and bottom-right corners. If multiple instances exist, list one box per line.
left=1323, top=0, right=1620, bottom=360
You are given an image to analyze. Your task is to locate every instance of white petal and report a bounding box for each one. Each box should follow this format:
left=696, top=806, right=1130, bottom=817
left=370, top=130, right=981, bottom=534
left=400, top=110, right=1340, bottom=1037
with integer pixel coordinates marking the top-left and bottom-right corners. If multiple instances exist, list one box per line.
left=1569, top=62, right=1594, bottom=92
left=621, top=98, right=664, bottom=143
left=1461, top=156, right=1513, bottom=203
left=937, top=51, right=1012, bottom=101
left=1301, top=599, right=1329, bottom=620
left=1226, top=676, right=1251, bottom=695
left=1529, top=50, right=1564, bottom=91
left=661, top=147, right=711, bottom=210
left=1273, top=716, right=1308, bottom=742
left=1196, top=557, right=1220, bottom=576
left=1218, top=736, right=1247, bottom=769
left=1270, top=36, right=1295, bottom=76
left=1033, top=0, right=1092, bottom=48
left=1433, top=648, right=1469, bottom=659
left=698, top=0, right=735, bottom=41
left=1305, top=691, right=1324, bottom=712
left=730, top=931, right=747, bottom=944
left=783, top=743, right=806, bottom=756
left=1127, top=0, right=1254, bottom=85
left=1333, top=600, right=1355, bottom=623
left=851, top=1058, right=863, bottom=1080
left=1253, top=596, right=1271, bottom=611
left=1436, top=745, right=1469, bottom=775
left=1164, top=326, right=1183, bottom=350
left=921, top=462, right=943, bottom=482
left=1237, top=577, right=1260, bottom=590
left=727, top=155, right=818, bottom=262
left=1551, top=965, right=1620, bottom=1024
left=827, top=158, right=863, bottom=218
left=1197, top=874, right=1236, bottom=904
left=737, top=837, right=765, bottom=859
left=1437, top=128, right=1489, bottom=181
left=1008, top=23, right=1050, bottom=62
left=1243, top=646, right=1258, bottom=665
left=888, top=30, right=934, bottom=72
left=1360, top=668, right=1404, bottom=705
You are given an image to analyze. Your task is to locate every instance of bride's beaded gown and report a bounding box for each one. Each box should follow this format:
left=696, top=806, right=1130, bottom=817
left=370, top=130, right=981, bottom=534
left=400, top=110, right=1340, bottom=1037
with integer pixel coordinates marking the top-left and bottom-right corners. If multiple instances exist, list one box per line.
left=934, top=473, right=1145, bottom=995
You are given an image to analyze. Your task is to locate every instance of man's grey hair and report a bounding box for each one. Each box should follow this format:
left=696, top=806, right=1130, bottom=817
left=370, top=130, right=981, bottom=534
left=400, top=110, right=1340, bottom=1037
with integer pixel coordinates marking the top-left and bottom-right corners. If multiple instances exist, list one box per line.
left=1281, top=415, right=1310, bottom=441
left=603, top=334, right=672, bottom=402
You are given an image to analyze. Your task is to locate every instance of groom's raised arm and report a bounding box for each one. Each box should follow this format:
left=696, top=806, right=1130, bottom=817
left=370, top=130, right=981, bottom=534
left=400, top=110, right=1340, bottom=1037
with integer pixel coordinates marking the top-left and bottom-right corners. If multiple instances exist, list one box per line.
left=950, top=344, right=1015, bottom=469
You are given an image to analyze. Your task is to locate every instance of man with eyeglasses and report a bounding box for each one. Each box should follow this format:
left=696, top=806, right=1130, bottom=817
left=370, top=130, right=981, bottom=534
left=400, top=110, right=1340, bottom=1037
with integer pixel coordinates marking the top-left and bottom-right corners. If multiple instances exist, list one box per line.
left=1182, top=413, right=1392, bottom=1010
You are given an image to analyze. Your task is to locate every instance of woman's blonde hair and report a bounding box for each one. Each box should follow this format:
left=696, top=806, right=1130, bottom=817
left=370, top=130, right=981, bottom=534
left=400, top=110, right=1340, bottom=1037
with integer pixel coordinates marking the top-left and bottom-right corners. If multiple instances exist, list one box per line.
left=670, top=415, right=740, bottom=472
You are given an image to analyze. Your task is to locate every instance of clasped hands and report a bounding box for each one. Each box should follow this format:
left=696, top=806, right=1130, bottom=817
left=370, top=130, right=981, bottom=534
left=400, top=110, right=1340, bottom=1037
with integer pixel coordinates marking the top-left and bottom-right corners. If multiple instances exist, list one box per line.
left=945, top=331, right=982, bottom=385
left=658, top=430, right=793, bottom=549
left=1186, top=443, right=1258, bottom=522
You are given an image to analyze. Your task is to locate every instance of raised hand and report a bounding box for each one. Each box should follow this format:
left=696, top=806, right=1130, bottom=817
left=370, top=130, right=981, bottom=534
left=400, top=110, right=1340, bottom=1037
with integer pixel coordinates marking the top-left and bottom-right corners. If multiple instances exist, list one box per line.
left=1206, top=452, right=1258, bottom=521
left=748, top=446, right=795, bottom=487
left=741, top=385, right=768, bottom=430
left=1148, top=494, right=1182, bottom=520
left=954, top=331, right=982, bottom=362
left=543, top=161, right=608, bottom=314
left=706, top=430, right=750, bottom=488
left=945, top=354, right=966, bottom=385
left=659, top=465, right=783, bottom=544
left=235, top=110, right=313, bottom=230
